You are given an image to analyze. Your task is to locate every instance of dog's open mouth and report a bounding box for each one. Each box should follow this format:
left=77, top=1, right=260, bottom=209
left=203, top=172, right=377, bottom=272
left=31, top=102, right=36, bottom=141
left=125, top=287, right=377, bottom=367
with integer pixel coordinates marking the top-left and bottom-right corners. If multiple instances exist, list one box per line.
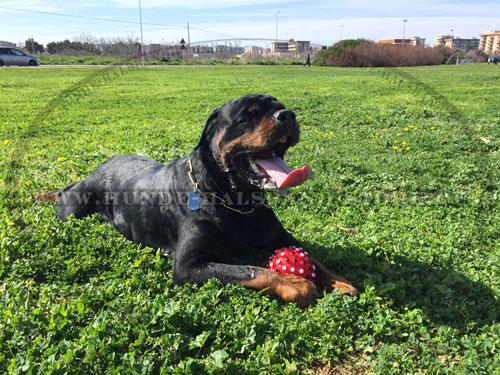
left=235, top=136, right=313, bottom=191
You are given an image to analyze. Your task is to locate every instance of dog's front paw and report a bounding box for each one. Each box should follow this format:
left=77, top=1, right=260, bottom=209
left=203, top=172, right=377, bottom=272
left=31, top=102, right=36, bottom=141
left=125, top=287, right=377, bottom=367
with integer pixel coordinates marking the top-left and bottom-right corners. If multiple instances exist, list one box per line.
left=275, top=274, right=319, bottom=307
left=330, top=279, right=359, bottom=297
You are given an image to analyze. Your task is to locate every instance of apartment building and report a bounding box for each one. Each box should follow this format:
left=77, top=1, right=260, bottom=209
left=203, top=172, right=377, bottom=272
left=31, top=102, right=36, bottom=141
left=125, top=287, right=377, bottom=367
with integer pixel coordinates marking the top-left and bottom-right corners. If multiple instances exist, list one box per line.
left=434, top=35, right=452, bottom=46
left=479, top=31, right=500, bottom=55
left=270, top=42, right=289, bottom=53
left=378, top=37, right=425, bottom=46
left=287, top=39, right=310, bottom=54
left=435, top=35, right=479, bottom=52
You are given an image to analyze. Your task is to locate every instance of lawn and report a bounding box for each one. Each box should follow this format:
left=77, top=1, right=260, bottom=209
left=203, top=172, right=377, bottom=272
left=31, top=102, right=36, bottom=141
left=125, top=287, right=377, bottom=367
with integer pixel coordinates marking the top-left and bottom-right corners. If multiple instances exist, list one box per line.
left=1, top=64, right=499, bottom=374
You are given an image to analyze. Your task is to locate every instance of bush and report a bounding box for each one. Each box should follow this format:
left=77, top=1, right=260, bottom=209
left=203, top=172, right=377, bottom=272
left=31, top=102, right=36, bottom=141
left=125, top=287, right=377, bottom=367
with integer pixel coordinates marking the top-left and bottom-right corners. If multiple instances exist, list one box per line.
left=466, top=49, right=488, bottom=62
left=316, top=40, right=444, bottom=67
left=432, top=44, right=463, bottom=64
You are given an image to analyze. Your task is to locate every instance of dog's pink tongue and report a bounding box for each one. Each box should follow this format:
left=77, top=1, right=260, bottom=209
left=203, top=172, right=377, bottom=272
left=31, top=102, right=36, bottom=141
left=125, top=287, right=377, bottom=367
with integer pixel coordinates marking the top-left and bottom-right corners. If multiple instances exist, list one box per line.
left=254, top=157, right=313, bottom=188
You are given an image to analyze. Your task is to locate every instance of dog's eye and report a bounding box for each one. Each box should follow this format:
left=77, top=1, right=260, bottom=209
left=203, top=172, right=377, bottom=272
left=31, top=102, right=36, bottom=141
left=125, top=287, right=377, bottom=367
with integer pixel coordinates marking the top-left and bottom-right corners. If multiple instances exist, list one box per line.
left=247, top=105, right=259, bottom=114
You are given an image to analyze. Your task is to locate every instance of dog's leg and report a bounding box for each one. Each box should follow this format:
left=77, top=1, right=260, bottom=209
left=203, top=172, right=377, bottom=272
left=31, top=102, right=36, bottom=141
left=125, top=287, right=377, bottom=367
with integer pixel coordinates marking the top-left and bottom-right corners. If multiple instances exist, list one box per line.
left=37, top=180, right=97, bottom=222
left=173, top=261, right=318, bottom=307
left=56, top=180, right=98, bottom=222
left=312, top=259, right=360, bottom=297
left=172, top=226, right=319, bottom=307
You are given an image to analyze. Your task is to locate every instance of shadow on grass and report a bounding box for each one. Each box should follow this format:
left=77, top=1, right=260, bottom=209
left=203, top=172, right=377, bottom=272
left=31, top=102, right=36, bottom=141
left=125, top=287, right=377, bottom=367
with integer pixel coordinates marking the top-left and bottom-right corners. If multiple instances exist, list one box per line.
left=301, top=240, right=499, bottom=331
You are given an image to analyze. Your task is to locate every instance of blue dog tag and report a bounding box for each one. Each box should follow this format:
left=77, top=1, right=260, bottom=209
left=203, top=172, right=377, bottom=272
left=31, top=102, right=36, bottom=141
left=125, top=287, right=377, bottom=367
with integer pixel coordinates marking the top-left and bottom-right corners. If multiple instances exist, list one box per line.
left=188, top=191, right=200, bottom=210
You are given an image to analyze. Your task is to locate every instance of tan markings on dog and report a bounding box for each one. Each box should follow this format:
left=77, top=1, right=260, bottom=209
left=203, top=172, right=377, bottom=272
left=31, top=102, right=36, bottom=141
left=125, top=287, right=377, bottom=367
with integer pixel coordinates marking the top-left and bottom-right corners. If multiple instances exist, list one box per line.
left=36, top=191, right=60, bottom=201
left=219, top=116, right=277, bottom=168
left=312, top=259, right=360, bottom=297
left=216, top=129, right=226, bottom=150
left=247, top=105, right=258, bottom=113
left=242, top=267, right=318, bottom=307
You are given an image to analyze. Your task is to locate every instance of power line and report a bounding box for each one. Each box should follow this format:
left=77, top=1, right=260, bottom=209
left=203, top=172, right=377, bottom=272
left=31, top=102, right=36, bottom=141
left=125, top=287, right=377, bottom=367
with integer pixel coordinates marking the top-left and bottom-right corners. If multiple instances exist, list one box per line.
left=188, top=26, right=238, bottom=39
left=0, top=6, right=183, bottom=28
left=0, top=10, right=138, bottom=28
left=0, top=6, right=240, bottom=39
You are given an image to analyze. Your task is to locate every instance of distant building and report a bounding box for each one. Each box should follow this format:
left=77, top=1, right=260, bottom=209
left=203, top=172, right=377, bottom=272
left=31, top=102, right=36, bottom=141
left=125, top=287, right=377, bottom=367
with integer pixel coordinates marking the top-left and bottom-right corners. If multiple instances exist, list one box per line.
left=434, top=35, right=453, bottom=46
left=448, top=38, right=479, bottom=52
left=435, top=36, right=479, bottom=52
left=270, top=42, right=289, bottom=53
left=379, top=38, right=411, bottom=45
left=287, top=39, right=310, bottom=54
left=410, top=37, right=426, bottom=46
left=270, top=39, right=311, bottom=55
left=191, top=45, right=214, bottom=54
left=479, top=31, right=500, bottom=55
left=215, top=45, right=243, bottom=54
left=0, top=40, right=16, bottom=48
left=379, top=37, right=425, bottom=46
left=244, top=46, right=263, bottom=54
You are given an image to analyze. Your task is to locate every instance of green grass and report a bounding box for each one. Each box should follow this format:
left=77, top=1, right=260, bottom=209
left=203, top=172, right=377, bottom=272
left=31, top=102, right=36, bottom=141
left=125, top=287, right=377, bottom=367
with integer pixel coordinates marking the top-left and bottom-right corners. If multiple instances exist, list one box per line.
left=1, top=64, right=500, bottom=374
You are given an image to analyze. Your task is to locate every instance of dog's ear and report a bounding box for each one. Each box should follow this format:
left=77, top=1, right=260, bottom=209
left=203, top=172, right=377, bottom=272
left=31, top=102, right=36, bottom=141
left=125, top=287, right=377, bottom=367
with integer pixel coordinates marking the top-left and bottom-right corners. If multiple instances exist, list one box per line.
left=194, top=107, right=220, bottom=150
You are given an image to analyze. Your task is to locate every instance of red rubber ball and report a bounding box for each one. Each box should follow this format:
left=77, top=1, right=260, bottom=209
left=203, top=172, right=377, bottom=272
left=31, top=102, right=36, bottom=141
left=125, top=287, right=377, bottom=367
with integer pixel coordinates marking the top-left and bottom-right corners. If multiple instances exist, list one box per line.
left=267, top=246, right=316, bottom=281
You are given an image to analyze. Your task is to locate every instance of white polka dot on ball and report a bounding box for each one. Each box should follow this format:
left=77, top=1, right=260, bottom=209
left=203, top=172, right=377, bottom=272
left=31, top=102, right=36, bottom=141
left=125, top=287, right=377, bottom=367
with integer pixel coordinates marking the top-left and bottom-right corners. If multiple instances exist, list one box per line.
left=299, top=269, right=304, bottom=274
left=282, top=266, right=287, bottom=271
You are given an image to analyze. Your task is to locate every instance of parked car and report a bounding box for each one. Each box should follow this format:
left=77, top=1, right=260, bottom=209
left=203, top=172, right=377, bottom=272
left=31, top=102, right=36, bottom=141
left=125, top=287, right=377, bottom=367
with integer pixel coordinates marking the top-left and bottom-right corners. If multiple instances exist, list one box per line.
left=0, top=47, right=41, bottom=66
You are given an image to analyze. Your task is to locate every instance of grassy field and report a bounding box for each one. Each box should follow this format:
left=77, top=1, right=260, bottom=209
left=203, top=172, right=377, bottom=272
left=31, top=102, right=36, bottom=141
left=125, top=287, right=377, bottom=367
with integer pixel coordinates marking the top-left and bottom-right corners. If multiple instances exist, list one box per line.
left=1, top=64, right=499, bottom=374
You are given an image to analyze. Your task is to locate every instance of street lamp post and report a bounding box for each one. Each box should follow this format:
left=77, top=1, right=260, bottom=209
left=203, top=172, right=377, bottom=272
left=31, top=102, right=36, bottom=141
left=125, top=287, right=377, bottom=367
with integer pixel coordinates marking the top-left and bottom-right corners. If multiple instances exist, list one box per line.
left=275, top=11, right=280, bottom=64
left=402, top=19, right=407, bottom=43
left=138, top=0, right=145, bottom=67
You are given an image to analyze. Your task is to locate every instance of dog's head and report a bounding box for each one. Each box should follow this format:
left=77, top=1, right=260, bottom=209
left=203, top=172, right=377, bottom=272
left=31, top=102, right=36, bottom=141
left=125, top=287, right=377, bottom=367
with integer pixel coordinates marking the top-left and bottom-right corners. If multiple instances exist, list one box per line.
left=195, top=94, right=312, bottom=192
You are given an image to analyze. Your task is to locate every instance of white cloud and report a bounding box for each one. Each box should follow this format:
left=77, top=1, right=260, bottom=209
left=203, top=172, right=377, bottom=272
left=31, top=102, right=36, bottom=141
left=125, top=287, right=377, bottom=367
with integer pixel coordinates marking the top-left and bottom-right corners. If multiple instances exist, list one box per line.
left=105, top=0, right=300, bottom=9
left=1, top=1, right=498, bottom=47
left=221, top=17, right=492, bottom=40
left=3, top=15, right=498, bottom=46
left=138, top=16, right=499, bottom=46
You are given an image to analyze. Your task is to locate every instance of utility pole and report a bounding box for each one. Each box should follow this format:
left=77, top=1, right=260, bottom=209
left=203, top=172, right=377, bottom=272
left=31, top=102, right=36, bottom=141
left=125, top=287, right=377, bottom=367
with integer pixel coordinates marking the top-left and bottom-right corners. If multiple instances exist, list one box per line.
left=187, top=22, right=191, bottom=61
left=138, top=0, right=145, bottom=67
left=275, top=11, right=280, bottom=64
left=402, top=19, right=407, bottom=43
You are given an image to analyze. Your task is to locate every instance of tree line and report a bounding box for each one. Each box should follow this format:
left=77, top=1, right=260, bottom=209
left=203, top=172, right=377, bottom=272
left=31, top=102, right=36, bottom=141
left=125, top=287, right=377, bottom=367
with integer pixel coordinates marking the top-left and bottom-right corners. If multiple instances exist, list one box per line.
left=24, top=36, right=143, bottom=59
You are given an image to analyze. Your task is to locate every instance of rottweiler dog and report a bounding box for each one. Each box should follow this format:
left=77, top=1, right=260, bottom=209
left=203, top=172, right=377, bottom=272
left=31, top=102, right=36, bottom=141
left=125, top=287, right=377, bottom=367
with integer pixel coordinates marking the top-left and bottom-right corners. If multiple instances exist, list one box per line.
left=37, top=94, right=359, bottom=307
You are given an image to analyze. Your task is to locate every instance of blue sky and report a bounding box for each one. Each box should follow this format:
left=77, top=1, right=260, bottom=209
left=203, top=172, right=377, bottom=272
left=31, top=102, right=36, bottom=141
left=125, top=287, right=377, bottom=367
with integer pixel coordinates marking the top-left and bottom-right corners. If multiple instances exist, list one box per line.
left=0, top=0, right=499, bottom=47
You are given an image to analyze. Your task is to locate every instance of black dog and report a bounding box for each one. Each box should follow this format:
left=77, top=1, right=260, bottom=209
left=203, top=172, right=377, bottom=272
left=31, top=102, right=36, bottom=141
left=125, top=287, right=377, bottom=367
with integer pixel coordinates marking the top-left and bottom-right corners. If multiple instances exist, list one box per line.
left=37, top=94, right=359, bottom=307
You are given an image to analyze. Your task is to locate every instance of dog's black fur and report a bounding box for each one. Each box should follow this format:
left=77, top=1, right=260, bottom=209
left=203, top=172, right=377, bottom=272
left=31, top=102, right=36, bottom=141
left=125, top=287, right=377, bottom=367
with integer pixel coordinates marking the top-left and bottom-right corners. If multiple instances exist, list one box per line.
left=37, top=94, right=358, bottom=306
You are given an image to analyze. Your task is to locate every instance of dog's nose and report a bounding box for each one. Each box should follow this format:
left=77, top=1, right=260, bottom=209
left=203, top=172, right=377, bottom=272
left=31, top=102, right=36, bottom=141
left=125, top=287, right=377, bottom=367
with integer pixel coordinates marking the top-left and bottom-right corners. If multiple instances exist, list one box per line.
left=274, top=109, right=296, bottom=122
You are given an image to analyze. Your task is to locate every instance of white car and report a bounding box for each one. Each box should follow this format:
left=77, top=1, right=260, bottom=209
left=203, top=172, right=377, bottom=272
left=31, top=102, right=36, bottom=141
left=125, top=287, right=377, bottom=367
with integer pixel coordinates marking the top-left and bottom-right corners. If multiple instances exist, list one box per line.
left=0, top=47, right=41, bottom=66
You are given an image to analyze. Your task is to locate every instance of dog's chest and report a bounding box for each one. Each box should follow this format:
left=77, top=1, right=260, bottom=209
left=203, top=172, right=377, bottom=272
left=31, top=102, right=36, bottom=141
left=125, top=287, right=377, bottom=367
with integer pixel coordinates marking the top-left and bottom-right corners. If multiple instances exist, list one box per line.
left=220, top=209, right=281, bottom=252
